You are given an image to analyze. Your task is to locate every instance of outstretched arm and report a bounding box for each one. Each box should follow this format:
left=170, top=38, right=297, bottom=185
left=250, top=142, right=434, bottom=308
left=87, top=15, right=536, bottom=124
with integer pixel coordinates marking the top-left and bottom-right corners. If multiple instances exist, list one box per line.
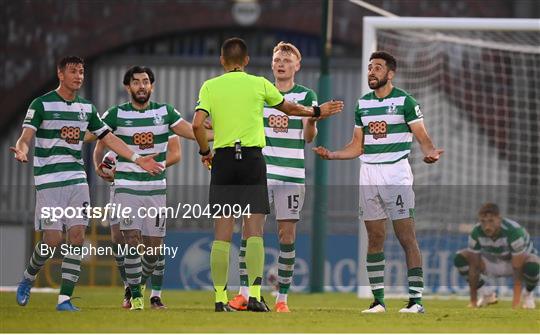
left=171, top=119, right=213, bottom=141
left=9, top=128, right=35, bottom=163
left=276, top=100, right=343, bottom=119
left=468, top=252, right=482, bottom=307
left=303, top=117, right=318, bottom=143
left=192, top=110, right=212, bottom=169
left=166, top=136, right=181, bottom=167
left=100, top=132, right=164, bottom=175
left=410, top=121, right=443, bottom=163
left=511, top=253, right=527, bottom=308
left=313, top=127, right=363, bottom=160
left=9, top=127, right=36, bottom=163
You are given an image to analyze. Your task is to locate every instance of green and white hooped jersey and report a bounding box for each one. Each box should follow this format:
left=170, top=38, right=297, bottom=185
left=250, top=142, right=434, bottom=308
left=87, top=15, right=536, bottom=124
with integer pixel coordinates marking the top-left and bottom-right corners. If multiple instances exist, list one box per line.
left=101, top=101, right=182, bottom=196
left=262, top=84, right=317, bottom=184
left=468, top=218, right=537, bottom=262
left=355, top=87, right=423, bottom=164
left=22, top=90, right=109, bottom=190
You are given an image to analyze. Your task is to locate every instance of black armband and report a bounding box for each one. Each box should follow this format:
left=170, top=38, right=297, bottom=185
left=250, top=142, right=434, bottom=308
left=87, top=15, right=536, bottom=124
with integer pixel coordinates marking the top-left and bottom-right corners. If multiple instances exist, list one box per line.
left=199, top=148, right=211, bottom=156
left=97, top=129, right=110, bottom=140
left=313, top=106, right=321, bottom=117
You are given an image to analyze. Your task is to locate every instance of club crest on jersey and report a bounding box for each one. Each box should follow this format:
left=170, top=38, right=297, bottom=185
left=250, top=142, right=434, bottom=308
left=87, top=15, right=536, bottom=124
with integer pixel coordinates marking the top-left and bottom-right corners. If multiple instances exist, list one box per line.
left=153, top=113, right=164, bottom=125
left=386, top=103, right=397, bottom=114
left=78, top=110, right=87, bottom=121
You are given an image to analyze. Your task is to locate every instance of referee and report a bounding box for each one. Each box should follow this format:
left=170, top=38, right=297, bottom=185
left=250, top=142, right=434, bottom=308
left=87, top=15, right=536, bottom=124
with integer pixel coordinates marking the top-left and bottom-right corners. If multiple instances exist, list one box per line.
left=192, top=37, right=343, bottom=312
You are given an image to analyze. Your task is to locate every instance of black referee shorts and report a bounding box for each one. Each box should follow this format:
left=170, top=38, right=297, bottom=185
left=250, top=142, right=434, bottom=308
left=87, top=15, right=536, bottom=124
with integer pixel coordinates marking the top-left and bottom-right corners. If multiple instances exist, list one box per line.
left=209, top=146, right=269, bottom=215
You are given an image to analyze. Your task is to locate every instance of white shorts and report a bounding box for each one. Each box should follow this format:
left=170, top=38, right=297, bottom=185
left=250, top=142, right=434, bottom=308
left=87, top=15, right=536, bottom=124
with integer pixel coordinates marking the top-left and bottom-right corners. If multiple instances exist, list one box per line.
left=108, top=185, right=120, bottom=226
left=481, top=256, right=513, bottom=277
left=268, top=180, right=305, bottom=221
left=359, top=158, right=415, bottom=221
left=34, top=184, right=90, bottom=231
left=113, top=191, right=167, bottom=237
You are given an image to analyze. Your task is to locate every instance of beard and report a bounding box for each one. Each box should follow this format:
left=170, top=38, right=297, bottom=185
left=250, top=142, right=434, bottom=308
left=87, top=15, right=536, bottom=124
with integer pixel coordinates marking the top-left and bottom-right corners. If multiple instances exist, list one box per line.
left=131, top=90, right=151, bottom=104
left=368, top=76, right=388, bottom=90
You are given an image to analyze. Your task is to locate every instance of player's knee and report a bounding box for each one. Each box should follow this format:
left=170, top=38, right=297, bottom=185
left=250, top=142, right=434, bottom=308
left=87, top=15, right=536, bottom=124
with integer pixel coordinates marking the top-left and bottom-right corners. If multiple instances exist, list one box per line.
left=111, top=233, right=124, bottom=245
left=110, top=226, right=124, bottom=244
left=42, top=234, right=62, bottom=248
left=123, top=232, right=141, bottom=246
left=367, top=230, right=385, bottom=246
left=523, top=261, right=540, bottom=278
left=454, top=251, right=469, bottom=268
left=69, top=234, right=84, bottom=246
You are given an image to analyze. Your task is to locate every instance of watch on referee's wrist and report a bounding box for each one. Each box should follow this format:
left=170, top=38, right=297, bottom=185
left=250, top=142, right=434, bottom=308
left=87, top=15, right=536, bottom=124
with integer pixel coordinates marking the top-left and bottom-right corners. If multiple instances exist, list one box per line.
left=312, top=105, right=321, bottom=117
left=199, top=148, right=211, bottom=156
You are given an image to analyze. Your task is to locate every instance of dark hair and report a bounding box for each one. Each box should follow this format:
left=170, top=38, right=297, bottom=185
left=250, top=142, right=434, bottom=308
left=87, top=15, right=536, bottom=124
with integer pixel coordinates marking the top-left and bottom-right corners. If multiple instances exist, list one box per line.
left=369, top=51, right=397, bottom=72
left=478, top=203, right=500, bottom=216
left=221, top=37, right=248, bottom=65
left=123, top=66, right=155, bottom=85
left=57, top=56, right=84, bottom=71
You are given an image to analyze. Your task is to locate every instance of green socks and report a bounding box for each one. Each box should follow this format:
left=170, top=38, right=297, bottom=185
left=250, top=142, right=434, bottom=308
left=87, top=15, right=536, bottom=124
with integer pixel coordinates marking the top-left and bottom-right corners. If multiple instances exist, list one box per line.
left=278, top=243, right=295, bottom=294
left=211, top=240, right=230, bottom=303
left=408, top=267, right=424, bottom=305
left=246, top=236, right=264, bottom=301
left=367, top=252, right=385, bottom=304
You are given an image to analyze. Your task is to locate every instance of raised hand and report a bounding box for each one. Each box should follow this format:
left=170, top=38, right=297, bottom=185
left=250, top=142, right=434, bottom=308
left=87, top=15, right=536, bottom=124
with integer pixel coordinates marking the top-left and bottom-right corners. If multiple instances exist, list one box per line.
left=201, top=152, right=213, bottom=170
left=312, top=146, right=335, bottom=160
left=135, top=153, right=165, bottom=175
left=423, top=148, right=444, bottom=164
left=9, top=146, right=28, bottom=163
left=318, top=100, right=344, bottom=119
left=96, top=163, right=115, bottom=183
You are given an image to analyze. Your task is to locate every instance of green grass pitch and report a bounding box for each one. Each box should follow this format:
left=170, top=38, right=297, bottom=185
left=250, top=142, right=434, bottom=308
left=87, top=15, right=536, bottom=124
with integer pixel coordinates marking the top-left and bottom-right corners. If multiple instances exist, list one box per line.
left=1, top=287, right=539, bottom=333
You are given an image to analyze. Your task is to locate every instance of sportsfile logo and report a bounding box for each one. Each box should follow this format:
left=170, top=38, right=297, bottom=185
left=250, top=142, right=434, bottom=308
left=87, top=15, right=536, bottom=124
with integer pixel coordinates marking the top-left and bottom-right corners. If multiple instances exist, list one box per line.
left=39, top=202, right=252, bottom=222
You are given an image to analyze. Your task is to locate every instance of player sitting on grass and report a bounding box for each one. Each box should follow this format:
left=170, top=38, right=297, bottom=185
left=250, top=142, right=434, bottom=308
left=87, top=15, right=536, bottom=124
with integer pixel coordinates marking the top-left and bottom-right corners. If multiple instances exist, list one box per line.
left=454, top=203, right=538, bottom=309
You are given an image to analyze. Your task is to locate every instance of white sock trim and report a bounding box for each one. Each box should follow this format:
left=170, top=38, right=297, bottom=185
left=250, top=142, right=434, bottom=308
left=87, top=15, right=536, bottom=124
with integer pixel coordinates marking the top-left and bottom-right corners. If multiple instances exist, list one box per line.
left=58, top=294, right=70, bottom=304
left=240, top=286, right=249, bottom=299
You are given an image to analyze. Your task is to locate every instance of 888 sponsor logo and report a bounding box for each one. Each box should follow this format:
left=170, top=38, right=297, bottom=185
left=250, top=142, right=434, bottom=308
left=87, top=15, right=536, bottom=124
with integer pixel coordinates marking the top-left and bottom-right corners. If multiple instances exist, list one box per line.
left=133, top=132, right=154, bottom=150
left=268, top=114, right=289, bottom=133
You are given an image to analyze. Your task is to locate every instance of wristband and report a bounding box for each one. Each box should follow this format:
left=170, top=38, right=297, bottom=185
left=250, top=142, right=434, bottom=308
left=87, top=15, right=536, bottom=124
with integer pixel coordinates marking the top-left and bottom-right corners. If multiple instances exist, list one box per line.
left=199, top=148, right=211, bottom=156
left=130, top=153, right=141, bottom=162
left=313, top=106, right=321, bottom=117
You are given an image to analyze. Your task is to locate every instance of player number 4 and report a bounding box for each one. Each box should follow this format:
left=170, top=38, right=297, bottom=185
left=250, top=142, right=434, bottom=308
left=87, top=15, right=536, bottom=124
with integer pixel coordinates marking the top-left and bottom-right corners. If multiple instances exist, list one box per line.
left=396, top=195, right=404, bottom=208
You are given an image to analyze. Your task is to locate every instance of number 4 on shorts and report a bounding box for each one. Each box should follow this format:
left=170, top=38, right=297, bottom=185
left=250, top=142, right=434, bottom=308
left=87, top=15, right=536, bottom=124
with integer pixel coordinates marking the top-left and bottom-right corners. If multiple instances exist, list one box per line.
left=396, top=195, right=404, bottom=208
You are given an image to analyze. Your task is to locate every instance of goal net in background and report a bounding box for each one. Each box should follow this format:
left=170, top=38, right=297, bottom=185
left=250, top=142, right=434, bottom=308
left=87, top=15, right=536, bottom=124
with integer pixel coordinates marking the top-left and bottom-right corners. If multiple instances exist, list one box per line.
left=359, top=17, right=540, bottom=297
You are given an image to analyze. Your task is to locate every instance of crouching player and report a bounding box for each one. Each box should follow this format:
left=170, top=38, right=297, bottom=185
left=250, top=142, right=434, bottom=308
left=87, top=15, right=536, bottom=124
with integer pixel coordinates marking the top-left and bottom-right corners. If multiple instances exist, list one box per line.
left=454, top=203, right=538, bottom=309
